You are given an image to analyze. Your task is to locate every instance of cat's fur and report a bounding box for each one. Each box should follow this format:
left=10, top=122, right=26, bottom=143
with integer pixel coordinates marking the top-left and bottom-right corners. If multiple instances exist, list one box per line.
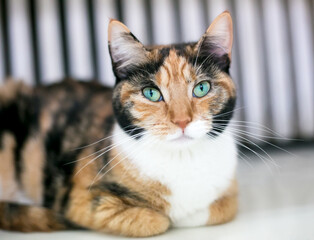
left=0, top=12, right=237, bottom=237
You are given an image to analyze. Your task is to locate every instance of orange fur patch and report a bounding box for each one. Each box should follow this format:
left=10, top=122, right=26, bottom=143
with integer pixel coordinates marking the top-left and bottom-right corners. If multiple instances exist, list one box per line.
left=109, top=148, right=171, bottom=213
left=66, top=147, right=171, bottom=237
left=21, top=137, right=45, bottom=204
left=0, top=203, right=68, bottom=232
left=0, top=133, right=19, bottom=201
left=207, top=179, right=238, bottom=225
left=0, top=79, right=31, bottom=104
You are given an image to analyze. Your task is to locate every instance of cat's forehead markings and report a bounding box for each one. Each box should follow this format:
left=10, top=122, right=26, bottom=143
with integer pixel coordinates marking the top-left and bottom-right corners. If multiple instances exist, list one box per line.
left=156, top=50, right=193, bottom=86
left=156, top=66, right=170, bottom=87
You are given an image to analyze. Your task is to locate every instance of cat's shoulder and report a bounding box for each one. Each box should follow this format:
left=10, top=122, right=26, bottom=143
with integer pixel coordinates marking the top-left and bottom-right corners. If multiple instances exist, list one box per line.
left=0, top=78, right=32, bottom=105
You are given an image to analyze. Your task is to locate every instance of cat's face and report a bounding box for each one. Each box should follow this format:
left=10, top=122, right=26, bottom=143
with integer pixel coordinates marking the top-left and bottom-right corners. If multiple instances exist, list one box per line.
left=109, top=12, right=236, bottom=146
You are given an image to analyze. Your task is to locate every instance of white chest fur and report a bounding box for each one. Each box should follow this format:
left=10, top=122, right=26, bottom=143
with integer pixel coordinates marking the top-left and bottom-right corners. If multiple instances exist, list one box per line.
left=113, top=125, right=237, bottom=227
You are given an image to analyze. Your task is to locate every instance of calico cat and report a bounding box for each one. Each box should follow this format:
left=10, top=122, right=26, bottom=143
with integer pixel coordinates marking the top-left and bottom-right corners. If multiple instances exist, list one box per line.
left=0, top=11, right=237, bottom=237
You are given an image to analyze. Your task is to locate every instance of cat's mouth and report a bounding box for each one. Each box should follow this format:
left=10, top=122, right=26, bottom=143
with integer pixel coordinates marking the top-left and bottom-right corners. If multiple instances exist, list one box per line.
left=170, top=134, right=194, bottom=143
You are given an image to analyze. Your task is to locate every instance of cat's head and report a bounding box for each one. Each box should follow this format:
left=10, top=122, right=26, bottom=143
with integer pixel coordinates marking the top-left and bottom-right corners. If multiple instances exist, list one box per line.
left=108, top=11, right=236, bottom=146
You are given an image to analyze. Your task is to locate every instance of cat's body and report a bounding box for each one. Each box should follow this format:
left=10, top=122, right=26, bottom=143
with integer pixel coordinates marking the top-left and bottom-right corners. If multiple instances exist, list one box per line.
left=114, top=124, right=237, bottom=227
left=0, top=12, right=238, bottom=237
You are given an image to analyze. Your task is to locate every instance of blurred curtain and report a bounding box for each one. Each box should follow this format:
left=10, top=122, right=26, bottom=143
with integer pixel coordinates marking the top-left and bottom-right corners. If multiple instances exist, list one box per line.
left=0, top=0, right=313, bottom=141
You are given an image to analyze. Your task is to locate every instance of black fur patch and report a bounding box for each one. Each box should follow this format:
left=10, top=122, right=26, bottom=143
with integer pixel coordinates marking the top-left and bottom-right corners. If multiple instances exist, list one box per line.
left=92, top=182, right=145, bottom=203
left=191, top=37, right=231, bottom=74
left=112, top=87, right=144, bottom=139
left=2, top=202, right=20, bottom=221
left=208, top=97, right=236, bottom=137
left=40, top=80, right=113, bottom=209
left=43, top=108, right=82, bottom=208
left=59, top=217, right=87, bottom=230
left=104, top=115, right=115, bottom=135
left=43, top=145, right=81, bottom=209
left=0, top=133, right=3, bottom=150
left=43, top=126, right=65, bottom=208
left=0, top=94, right=40, bottom=182
left=112, top=52, right=168, bottom=85
left=196, top=53, right=230, bottom=74
left=59, top=183, right=71, bottom=214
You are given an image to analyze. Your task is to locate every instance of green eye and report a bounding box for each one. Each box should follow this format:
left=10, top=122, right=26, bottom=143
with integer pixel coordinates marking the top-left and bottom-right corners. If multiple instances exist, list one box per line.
left=142, top=87, right=162, bottom=102
left=193, top=81, right=211, bottom=98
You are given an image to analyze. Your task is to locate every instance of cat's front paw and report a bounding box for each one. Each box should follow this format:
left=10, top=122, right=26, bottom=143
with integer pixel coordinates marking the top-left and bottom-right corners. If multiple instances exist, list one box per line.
left=98, top=207, right=170, bottom=237
left=127, top=208, right=170, bottom=237
left=207, top=194, right=238, bottom=225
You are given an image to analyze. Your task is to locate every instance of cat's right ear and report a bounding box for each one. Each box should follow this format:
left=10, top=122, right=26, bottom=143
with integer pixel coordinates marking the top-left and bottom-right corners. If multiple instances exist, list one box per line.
left=108, top=19, right=149, bottom=81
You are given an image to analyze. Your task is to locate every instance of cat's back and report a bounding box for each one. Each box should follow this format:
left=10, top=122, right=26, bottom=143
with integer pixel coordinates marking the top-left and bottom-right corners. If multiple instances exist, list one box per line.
left=0, top=78, right=114, bottom=145
left=35, top=78, right=113, bottom=106
left=0, top=79, right=114, bottom=204
left=0, top=78, right=113, bottom=111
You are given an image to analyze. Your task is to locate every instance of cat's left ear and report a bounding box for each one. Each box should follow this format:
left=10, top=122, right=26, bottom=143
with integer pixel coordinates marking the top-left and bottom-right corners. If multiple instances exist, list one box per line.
left=108, top=19, right=149, bottom=81
left=196, top=11, right=233, bottom=68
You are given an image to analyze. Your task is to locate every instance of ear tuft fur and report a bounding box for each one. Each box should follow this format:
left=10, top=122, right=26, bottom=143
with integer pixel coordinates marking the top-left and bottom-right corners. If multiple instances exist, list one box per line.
left=108, top=20, right=148, bottom=81
left=195, top=11, right=233, bottom=73
left=205, top=11, right=233, bottom=58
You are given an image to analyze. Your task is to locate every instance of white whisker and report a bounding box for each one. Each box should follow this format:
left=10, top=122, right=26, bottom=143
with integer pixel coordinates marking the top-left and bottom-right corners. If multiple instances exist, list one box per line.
left=72, top=126, right=143, bottom=150
left=73, top=131, right=147, bottom=177
left=88, top=136, right=155, bottom=190
left=66, top=129, right=145, bottom=166
left=211, top=129, right=278, bottom=172
left=194, top=37, right=205, bottom=68
left=215, top=125, right=296, bottom=156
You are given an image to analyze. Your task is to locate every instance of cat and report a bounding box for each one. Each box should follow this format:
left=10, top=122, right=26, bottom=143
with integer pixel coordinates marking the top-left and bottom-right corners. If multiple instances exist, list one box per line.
left=0, top=11, right=237, bottom=237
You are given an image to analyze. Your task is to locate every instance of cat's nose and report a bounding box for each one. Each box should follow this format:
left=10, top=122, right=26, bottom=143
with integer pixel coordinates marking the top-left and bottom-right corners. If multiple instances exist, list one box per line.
left=173, top=118, right=191, bottom=130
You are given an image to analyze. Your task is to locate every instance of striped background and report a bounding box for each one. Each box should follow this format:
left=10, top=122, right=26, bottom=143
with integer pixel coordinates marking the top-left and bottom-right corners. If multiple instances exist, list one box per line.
left=0, top=0, right=313, bottom=142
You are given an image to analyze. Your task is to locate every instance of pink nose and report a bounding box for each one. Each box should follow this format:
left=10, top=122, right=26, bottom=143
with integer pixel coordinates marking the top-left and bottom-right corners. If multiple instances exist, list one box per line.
left=174, top=119, right=191, bottom=130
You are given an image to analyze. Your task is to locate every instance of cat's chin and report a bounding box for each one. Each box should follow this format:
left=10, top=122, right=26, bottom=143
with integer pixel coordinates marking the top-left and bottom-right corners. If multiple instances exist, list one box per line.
left=164, top=134, right=199, bottom=147
left=170, top=135, right=194, bottom=143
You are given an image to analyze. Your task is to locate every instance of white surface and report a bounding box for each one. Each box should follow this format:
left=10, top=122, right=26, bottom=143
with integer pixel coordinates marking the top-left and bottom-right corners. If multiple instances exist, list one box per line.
left=1, top=145, right=314, bottom=239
